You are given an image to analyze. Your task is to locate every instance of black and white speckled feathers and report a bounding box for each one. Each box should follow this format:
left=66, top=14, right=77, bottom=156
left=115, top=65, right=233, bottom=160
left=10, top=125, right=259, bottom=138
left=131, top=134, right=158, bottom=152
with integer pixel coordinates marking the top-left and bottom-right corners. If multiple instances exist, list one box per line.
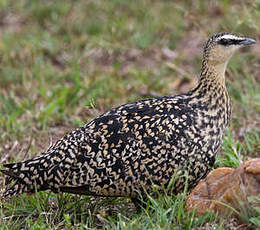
left=1, top=33, right=255, bottom=200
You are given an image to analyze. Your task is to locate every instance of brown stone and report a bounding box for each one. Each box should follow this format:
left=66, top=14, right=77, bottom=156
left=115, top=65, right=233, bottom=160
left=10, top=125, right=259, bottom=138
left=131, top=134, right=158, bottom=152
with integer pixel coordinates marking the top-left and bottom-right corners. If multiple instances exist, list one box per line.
left=186, top=158, right=260, bottom=220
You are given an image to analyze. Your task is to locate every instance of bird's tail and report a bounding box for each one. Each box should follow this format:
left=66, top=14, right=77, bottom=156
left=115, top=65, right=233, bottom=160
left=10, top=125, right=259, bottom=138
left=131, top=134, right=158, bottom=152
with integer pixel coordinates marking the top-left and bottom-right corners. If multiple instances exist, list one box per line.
left=1, top=155, right=53, bottom=199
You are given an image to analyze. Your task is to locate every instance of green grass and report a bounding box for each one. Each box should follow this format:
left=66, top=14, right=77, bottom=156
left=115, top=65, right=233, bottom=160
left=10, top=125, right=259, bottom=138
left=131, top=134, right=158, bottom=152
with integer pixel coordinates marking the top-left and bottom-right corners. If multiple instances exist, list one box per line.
left=0, top=0, right=259, bottom=229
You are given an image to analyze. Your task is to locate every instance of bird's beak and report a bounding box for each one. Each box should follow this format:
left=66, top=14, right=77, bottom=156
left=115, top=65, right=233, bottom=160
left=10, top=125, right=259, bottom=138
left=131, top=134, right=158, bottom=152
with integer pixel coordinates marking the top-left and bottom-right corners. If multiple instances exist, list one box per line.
left=239, top=38, right=256, bottom=46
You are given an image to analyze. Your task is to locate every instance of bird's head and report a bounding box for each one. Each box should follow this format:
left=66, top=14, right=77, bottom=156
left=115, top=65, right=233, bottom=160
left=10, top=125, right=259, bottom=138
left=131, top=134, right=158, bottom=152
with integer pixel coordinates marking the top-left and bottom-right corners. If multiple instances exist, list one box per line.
left=203, top=32, right=256, bottom=65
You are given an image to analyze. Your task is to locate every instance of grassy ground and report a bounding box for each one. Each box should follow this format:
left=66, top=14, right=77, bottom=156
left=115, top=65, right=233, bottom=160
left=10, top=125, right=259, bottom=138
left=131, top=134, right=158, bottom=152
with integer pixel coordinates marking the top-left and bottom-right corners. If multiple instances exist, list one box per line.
left=0, top=0, right=259, bottom=229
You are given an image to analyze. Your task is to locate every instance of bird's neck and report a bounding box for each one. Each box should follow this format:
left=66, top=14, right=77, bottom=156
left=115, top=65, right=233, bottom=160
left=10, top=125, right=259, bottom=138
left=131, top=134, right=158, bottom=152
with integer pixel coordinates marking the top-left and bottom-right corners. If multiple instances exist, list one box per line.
left=190, top=58, right=229, bottom=97
left=199, top=59, right=228, bottom=86
left=188, top=58, right=231, bottom=129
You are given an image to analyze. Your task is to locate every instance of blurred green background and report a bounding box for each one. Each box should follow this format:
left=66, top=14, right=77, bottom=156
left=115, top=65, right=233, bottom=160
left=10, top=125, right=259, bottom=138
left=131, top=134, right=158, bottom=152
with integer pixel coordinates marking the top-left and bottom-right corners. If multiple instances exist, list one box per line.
left=0, top=0, right=259, bottom=229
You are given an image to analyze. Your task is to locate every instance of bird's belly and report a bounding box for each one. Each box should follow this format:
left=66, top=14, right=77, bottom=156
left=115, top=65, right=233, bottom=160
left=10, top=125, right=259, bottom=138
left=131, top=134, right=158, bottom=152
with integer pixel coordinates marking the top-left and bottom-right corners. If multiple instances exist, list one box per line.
left=126, top=135, right=221, bottom=195
left=95, top=146, right=215, bottom=197
left=84, top=128, right=222, bottom=197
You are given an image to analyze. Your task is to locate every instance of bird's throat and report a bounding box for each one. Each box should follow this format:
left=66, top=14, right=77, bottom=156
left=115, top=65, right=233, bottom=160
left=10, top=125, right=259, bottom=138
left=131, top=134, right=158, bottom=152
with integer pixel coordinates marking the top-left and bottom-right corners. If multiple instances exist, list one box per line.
left=200, top=59, right=228, bottom=86
left=189, top=59, right=229, bottom=100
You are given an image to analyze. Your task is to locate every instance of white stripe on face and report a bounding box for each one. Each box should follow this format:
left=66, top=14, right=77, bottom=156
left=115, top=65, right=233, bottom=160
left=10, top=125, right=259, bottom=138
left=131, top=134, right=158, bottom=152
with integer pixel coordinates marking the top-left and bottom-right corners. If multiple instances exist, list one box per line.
left=217, top=34, right=244, bottom=41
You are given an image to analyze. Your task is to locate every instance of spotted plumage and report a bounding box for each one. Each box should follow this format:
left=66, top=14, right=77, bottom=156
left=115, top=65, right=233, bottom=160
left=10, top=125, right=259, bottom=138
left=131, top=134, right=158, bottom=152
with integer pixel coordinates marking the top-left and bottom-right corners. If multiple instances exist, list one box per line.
left=1, top=33, right=255, bottom=204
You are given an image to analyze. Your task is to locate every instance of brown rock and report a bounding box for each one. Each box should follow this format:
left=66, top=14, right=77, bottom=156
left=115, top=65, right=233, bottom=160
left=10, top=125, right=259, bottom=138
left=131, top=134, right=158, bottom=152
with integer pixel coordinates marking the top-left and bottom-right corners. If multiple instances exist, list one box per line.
left=186, top=158, right=260, bottom=220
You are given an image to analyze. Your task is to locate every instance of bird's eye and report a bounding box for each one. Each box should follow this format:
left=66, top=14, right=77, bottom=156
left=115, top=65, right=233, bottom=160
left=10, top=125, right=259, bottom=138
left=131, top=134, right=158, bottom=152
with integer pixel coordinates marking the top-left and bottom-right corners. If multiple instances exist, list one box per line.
left=218, top=38, right=230, bottom=46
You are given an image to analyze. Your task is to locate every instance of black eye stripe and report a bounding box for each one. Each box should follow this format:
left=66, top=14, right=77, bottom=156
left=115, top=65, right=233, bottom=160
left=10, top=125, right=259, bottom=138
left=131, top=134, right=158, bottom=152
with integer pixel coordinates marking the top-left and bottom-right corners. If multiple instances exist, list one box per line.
left=218, top=38, right=243, bottom=46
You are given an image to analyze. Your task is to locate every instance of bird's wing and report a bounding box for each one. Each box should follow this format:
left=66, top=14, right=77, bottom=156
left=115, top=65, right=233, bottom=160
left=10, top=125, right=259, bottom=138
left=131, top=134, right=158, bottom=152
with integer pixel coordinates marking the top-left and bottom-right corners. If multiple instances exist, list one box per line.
left=58, top=97, right=192, bottom=196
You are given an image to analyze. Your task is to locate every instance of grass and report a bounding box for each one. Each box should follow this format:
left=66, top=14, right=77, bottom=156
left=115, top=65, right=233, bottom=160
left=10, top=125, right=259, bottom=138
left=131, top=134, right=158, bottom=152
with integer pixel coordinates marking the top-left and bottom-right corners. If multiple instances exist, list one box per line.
left=0, top=0, right=259, bottom=229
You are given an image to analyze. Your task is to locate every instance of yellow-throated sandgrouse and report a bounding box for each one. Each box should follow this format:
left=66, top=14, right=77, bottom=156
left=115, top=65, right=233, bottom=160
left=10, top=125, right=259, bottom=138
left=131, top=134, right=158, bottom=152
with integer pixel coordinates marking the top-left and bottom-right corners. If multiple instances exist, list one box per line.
left=1, top=33, right=256, bottom=205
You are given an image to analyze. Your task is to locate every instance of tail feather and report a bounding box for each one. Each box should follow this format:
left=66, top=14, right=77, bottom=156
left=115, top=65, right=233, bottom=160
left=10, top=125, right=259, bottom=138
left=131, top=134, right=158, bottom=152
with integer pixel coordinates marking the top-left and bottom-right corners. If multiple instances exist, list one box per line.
left=1, top=169, right=20, bottom=179
left=1, top=152, right=70, bottom=199
left=1, top=156, right=52, bottom=199
left=1, top=168, right=31, bottom=199
left=1, top=179, right=29, bottom=198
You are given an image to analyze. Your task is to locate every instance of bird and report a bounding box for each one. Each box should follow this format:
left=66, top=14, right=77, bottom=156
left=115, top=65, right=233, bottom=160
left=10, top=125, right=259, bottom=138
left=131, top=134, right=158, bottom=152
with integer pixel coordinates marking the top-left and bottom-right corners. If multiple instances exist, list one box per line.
left=0, top=33, right=256, bottom=207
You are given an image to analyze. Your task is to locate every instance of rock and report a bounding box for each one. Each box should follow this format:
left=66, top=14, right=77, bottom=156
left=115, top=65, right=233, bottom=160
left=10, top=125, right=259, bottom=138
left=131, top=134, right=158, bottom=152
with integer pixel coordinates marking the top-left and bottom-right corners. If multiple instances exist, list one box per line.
left=186, top=158, right=260, bottom=220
